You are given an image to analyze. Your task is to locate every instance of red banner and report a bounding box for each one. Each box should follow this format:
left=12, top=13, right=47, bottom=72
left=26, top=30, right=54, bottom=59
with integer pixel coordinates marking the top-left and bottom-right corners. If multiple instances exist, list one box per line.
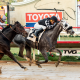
left=26, top=12, right=62, bottom=22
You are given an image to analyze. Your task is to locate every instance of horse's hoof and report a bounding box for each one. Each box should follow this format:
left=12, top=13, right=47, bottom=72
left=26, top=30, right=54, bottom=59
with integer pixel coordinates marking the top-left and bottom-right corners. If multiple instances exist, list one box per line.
left=55, top=63, right=59, bottom=67
left=24, top=67, right=28, bottom=71
left=0, top=71, right=2, bottom=74
left=38, top=64, right=42, bottom=68
left=29, top=63, right=31, bottom=66
left=0, top=67, right=2, bottom=74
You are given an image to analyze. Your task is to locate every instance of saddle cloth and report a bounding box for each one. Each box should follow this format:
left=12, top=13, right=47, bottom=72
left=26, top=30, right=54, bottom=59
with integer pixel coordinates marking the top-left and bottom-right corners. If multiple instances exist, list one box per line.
left=27, top=28, right=44, bottom=43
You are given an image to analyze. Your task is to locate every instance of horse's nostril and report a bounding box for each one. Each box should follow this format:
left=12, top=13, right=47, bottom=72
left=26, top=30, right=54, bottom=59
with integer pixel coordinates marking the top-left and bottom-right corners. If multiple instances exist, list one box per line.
left=72, top=31, right=75, bottom=33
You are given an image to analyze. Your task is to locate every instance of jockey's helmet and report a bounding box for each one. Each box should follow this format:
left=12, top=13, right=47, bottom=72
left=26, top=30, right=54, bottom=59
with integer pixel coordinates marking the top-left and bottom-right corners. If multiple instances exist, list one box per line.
left=50, top=16, right=58, bottom=22
left=1, top=15, right=6, bottom=22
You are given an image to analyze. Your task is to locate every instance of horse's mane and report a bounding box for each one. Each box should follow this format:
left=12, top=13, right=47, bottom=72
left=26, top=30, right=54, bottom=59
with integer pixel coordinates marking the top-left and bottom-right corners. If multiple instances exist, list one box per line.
left=2, top=24, right=12, bottom=33
left=43, top=22, right=63, bottom=40
left=51, top=22, right=63, bottom=33
left=45, top=21, right=61, bottom=32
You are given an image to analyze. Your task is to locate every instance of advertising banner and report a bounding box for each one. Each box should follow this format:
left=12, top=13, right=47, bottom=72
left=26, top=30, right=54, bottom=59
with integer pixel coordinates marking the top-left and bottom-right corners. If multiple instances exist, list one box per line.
left=56, top=49, right=80, bottom=56
left=78, top=5, right=80, bottom=27
left=25, top=12, right=62, bottom=28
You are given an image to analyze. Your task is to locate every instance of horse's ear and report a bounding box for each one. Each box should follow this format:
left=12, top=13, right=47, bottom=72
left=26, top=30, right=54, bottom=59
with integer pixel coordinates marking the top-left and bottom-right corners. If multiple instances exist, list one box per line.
left=15, top=21, right=20, bottom=24
left=16, top=21, right=19, bottom=23
left=9, top=24, right=13, bottom=26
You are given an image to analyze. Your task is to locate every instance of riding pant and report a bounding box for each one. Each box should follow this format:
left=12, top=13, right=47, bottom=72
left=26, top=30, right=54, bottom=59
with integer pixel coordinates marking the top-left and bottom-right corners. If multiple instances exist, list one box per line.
left=34, top=23, right=46, bottom=30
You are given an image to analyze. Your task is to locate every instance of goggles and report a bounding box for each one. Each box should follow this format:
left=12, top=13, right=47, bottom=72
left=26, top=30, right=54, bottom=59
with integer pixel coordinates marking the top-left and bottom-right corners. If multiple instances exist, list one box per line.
left=50, top=20, right=55, bottom=22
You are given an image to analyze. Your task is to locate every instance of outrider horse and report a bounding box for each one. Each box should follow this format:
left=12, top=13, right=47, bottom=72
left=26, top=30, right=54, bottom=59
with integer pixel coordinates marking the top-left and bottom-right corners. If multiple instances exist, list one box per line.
left=13, top=20, right=74, bottom=68
left=0, top=21, right=27, bottom=70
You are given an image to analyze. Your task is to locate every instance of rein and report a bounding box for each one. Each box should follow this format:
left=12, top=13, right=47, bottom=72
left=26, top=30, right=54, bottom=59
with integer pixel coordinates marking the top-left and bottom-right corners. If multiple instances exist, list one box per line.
left=10, top=25, right=23, bottom=34
left=1, top=32, right=11, bottom=42
left=1, top=25, right=24, bottom=42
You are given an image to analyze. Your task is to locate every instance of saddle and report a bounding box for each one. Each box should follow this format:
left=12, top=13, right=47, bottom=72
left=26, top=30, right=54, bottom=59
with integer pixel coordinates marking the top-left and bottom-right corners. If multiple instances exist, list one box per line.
left=27, top=28, right=44, bottom=43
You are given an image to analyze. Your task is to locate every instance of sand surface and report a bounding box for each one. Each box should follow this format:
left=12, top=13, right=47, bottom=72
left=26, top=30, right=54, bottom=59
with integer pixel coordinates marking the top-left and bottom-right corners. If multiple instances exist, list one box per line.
left=0, top=63, right=80, bottom=80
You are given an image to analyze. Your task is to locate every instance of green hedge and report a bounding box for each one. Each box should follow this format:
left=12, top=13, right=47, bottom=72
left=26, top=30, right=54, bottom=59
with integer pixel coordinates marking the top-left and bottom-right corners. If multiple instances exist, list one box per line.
left=60, top=35, right=80, bottom=37
left=1, top=52, right=80, bottom=62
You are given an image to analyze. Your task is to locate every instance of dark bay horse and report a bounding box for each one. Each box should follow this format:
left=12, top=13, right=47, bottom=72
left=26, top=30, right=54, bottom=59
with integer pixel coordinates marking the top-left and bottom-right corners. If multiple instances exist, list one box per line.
left=13, top=20, right=74, bottom=67
left=0, top=21, right=27, bottom=70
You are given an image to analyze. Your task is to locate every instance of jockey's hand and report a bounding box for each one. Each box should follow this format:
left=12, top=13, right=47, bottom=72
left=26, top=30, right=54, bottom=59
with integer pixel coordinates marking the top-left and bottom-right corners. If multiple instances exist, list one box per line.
left=7, top=24, right=13, bottom=26
left=6, top=24, right=9, bottom=26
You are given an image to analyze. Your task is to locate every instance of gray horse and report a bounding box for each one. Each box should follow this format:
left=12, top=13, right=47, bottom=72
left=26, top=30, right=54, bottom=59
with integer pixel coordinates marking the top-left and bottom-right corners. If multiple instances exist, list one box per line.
left=13, top=20, right=74, bottom=68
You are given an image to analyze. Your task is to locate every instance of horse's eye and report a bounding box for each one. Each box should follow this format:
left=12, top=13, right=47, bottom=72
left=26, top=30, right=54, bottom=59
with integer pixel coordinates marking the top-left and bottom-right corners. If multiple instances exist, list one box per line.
left=65, top=24, right=68, bottom=27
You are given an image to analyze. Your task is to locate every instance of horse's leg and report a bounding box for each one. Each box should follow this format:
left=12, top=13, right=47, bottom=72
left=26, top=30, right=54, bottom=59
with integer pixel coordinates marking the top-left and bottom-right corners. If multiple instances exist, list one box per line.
left=18, top=44, right=32, bottom=66
left=5, top=49, right=27, bottom=70
left=25, top=45, right=32, bottom=66
left=0, top=53, right=4, bottom=60
left=39, top=49, right=48, bottom=63
left=0, top=66, right=2, bottom=74
left=0, top=53, right=4, bottom=74
left=18, top=44, right=25, bottom=58
left=51, top=48, right=62, bottom=67
left=34, top=49, right=48, bottom=68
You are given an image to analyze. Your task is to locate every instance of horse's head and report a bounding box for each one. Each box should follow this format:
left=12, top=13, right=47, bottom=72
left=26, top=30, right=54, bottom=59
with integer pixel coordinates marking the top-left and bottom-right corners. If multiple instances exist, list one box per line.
left=61, top=20, right=75, bottom=35
left=14, top=21, right=28, bottom=37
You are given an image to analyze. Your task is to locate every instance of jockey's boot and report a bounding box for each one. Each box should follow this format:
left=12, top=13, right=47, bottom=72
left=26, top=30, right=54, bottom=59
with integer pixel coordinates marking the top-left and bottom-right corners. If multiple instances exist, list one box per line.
left=33, top=28, right=43, bottom=38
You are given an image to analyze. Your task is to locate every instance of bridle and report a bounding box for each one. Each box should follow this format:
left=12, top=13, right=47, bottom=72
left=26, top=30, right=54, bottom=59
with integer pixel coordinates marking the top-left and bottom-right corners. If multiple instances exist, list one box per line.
left=60, top=20, right=69, bottom=31
left=10, top=25, right=25, bottom=35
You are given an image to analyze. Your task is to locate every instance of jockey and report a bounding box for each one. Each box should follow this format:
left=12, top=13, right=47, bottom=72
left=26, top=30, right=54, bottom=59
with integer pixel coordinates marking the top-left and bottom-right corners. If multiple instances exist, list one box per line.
left=33, top=16, right=58, bottom=38
left=0, top=15, right=9, bottom=29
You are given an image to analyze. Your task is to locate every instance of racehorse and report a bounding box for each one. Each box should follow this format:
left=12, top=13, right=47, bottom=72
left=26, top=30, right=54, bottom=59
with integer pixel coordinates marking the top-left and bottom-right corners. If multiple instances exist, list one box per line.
left=13, top=20, right=74, bottom=68
left=0, top=21, right=27, bottom=70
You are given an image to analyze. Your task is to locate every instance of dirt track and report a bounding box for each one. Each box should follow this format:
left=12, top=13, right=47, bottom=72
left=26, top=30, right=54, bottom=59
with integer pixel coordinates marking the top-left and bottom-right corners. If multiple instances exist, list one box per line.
left=0, top=62, right=80, bottom=80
